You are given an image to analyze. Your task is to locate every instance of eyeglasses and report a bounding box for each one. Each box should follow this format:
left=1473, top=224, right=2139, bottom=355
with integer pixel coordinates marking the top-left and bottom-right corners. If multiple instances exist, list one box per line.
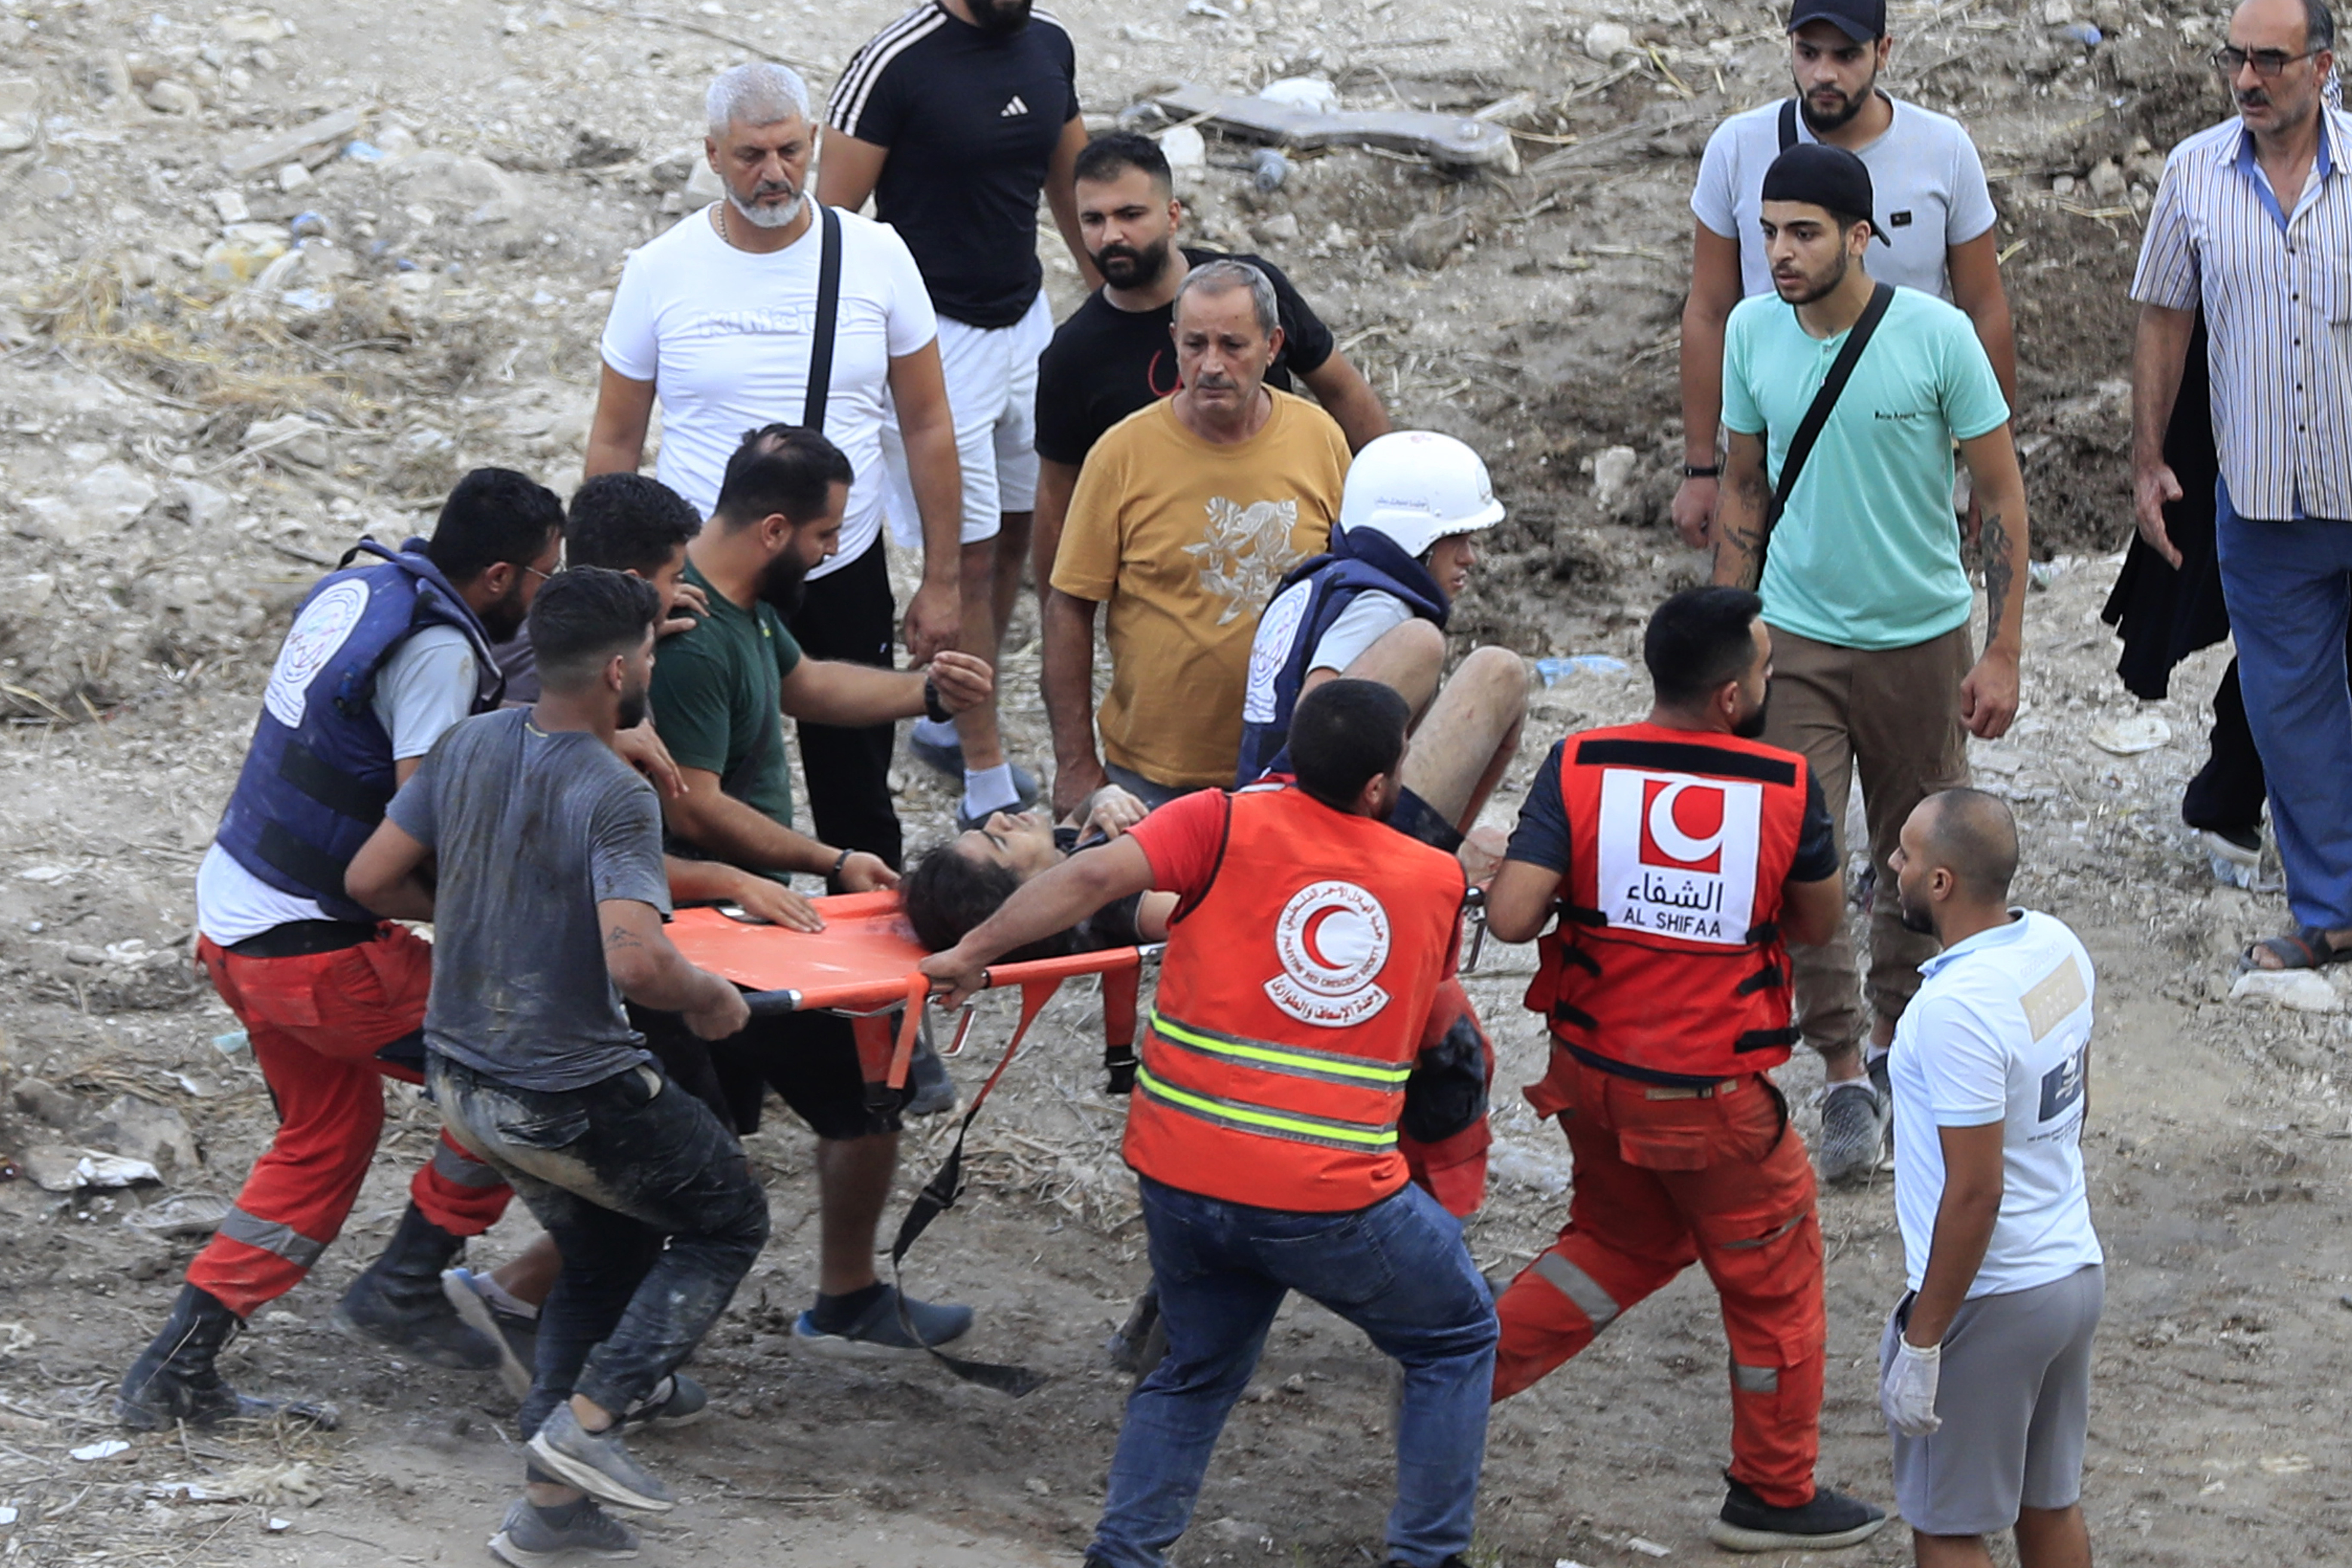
left=523, top=564, right=555, bottom=585
left=2211, top=44, right=2321, bottom=78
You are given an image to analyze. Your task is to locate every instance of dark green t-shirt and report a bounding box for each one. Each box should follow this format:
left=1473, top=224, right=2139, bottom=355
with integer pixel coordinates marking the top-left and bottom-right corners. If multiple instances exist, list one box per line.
left=649, top=557, right=804, bottom=832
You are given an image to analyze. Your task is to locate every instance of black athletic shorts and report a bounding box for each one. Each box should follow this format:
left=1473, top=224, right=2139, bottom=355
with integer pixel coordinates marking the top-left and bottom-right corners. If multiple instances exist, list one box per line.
left=628, top=1004, right=903, bottom=1143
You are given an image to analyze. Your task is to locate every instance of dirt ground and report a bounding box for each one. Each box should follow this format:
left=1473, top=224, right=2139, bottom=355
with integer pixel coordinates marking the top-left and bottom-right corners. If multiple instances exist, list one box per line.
left=5, top=0, right=2352, bottom=1564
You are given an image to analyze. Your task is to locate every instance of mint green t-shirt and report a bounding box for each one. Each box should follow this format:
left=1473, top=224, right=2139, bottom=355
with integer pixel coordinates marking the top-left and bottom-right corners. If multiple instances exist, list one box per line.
left=648, top=556, right=803, bottom=833
left=1721, top=284, right=2009, bottom=652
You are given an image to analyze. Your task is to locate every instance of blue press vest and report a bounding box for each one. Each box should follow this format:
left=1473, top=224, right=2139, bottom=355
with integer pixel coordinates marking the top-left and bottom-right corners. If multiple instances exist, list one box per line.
left=212, top=539, right=500, bottom=925
left=1234, top=528, right=1450, bottom=786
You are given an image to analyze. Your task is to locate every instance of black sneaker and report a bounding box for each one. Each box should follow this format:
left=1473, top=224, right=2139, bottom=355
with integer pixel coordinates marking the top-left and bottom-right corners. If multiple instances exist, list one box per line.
left=441, top=1266, right=538, bottom=1401
left=793, top=1286, right=973, bottom=1360
left=487, top=1495, right=641, bottom=1566
left=1816, top=1078, right=1888, bottom=1186
left=1706, top=1476, right=1887, bottom=1552
left=525, top=1404, right=674, bottom=1513
left=616, top=1372, right=707, bottom=1430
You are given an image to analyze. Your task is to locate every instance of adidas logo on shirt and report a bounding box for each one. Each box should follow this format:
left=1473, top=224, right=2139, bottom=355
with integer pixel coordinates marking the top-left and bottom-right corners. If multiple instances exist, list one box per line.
left=1001, top=95, right=1029, bottom=116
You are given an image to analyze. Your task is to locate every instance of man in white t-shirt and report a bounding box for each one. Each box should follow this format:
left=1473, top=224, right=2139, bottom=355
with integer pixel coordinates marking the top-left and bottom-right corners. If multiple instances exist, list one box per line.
left=1880, top=789, right=2104, bottom=1568
left=585, top=61, right=962, bottom=876
left=1674, top=0, right=2015, bottom=550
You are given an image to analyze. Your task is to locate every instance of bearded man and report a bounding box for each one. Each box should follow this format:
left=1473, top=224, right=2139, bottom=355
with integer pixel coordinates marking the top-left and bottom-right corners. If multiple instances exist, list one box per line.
left=640, top=426, right=999, bottom=1357
left=1709, top=143, right=2032, bottom=1186
left=587, top=59, right=962, bottom=878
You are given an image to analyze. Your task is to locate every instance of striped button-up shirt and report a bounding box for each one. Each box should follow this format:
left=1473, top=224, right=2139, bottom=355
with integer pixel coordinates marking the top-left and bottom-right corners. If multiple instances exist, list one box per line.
left=2132, top=107, right=2352, bottom=520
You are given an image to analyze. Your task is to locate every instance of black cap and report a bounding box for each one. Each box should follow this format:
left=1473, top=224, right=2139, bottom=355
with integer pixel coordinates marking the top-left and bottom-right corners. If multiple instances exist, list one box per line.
left=1761, top=143, right=1892, bottom=245
left=1788, top=0, right=1885, bottom=42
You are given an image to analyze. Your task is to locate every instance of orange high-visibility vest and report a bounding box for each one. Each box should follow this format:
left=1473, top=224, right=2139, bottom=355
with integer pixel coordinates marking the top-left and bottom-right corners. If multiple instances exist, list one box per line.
left=1124, top=784, right=1468, bottom=1213
left=1526, top=723, right=1810, bottom=1082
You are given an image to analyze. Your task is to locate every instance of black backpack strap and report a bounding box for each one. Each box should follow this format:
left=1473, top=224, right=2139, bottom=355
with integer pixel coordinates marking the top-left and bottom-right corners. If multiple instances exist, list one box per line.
left=1778, top=98, right=1799, bottom=151
left=800, top=203, right=843, bottom=434
left=1760, top=281, right=1896, bottom=561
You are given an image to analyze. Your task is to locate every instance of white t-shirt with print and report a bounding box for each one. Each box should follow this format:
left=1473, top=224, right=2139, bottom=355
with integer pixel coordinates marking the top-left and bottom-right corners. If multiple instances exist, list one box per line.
left=599, top=204, right=937, bottom=580
left=1691, top=94, right=1998, bottom=302
left=1890, top=908, right=2105, bottom=1299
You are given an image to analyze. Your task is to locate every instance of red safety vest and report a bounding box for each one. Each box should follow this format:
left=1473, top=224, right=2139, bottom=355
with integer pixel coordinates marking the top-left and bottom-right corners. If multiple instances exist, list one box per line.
left=1525, top=722, right=1810, bottom=1081
left=1125, top=784, right=1468, bottom=1213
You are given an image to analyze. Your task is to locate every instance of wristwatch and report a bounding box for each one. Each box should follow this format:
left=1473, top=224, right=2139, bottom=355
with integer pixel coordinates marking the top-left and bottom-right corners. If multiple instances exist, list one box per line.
left=1682, top=463, right=1721, bottom=478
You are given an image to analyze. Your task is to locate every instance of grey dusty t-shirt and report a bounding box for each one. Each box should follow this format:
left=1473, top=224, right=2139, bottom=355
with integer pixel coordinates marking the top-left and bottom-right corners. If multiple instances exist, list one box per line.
left=389, top=706, right=672, bottom=1091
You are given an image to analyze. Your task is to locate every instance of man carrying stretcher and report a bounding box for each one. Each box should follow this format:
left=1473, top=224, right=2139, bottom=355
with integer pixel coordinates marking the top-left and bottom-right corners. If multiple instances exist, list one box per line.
left=922, top=680, right=1498, bottom=1568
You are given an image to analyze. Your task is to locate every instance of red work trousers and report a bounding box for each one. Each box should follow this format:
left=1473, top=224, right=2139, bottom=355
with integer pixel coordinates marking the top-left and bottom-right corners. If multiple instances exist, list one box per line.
left=188, top=927, right=512, bottom=1317
left=1492, top=1053, right=1826, bottom=1508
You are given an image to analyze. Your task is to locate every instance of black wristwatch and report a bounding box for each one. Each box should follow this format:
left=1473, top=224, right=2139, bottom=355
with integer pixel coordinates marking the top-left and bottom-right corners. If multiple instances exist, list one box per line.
left=825, top=846, right=852, bottom=891
left=922, top=675, right=951, bottom=725
left=1683, top=463, right=1721, bottom=479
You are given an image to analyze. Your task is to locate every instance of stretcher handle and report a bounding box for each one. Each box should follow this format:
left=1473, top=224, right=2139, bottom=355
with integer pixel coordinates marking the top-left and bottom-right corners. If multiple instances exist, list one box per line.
left=734, top=944, right=1165, bottom=1021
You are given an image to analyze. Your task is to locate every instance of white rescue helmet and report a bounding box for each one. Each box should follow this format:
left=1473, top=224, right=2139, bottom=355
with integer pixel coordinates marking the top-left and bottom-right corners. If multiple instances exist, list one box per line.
left=1336, top=431, right=1505, bottom=559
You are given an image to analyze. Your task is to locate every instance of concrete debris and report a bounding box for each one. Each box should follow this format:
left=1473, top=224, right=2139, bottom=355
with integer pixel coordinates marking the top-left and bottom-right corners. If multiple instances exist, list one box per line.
left=24, top=462, right=160, bottom=546
left=2087, top=158, right=2126, bottom=201
left=1584, top=21, right=1636, bottom=62
left=278, top=160, right=315, bottom=193
left=2230, top=968, right=2340, bottom=1014
left=221, top=104, right=364, bottom=177
left=86, top=1095, right=200, bottom=1178
left=1159, top=124, right=1208, bottom=180
left=219, top=12, right=289, bottom=45
left=143, top=79, right=202, bottom=116
left=9, top=1076, right=87, bottom=1130
left=1257, top=77, right=1338, bottom=114
left=242, top=414, right=332, bottom=468
left=383, top=151, right=525, bottom=226
left=1148, top=83, right=1518, bottom=172
left=210, top=189, right=251, bottom=226
left=1591, top=445, right=1640, bottom=507
left=20, top=1145, right=164, bottom=1193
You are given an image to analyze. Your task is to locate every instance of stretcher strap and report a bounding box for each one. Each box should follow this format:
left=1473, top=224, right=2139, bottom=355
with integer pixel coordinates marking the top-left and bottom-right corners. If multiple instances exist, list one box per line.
left=887, top=976, right=1065, bottom=1398
left=1101, top=965, right=1140, bottom=1095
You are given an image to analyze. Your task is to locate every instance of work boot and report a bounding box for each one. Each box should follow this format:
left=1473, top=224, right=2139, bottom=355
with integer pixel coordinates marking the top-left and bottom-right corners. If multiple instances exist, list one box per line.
left=333, top=1203, right=500, bottom=1370
left=116, top=1283, right=340, bottom=1431
left=1706, top=1476, right=1887, bottom=1552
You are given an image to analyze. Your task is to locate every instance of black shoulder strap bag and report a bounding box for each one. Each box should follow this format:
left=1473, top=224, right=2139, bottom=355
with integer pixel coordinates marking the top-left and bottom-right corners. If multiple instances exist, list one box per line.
left=1755, top=280, right=1895, bottom=576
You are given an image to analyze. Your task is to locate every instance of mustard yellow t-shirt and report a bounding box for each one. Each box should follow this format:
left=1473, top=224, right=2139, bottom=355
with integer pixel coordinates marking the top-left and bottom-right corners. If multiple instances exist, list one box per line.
left=1052, top=390, right=1349, bottom=789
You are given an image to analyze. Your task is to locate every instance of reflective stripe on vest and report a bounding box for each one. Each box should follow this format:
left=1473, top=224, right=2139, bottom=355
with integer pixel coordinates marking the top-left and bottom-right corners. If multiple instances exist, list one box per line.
left=1150, top=1011, right=1416, bottom=1091
left=1133, top=1063, right=1399, bottom=1152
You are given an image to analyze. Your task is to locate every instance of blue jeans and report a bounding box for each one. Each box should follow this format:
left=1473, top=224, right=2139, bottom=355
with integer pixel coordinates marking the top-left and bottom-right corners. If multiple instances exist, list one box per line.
left=1089, top=1176, right=1497, bottom=1568
left=2215, top=487, right=2352, bottom=928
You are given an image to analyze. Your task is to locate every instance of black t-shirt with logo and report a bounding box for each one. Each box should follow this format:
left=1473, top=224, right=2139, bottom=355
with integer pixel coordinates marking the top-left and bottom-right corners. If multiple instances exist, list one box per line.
left=825, top=3, right=1080, bottom=328
left=1032, top=247, right=1338, bottom=467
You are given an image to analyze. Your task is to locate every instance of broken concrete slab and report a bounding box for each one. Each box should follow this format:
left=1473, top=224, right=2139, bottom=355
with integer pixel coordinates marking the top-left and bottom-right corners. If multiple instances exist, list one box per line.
left=221, top=105, right=363, bottom=177
left=1147, top=83, right=1518, bottom=173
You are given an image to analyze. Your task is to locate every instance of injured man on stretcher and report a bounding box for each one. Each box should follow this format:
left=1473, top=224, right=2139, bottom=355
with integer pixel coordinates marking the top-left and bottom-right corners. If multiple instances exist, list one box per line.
left=902, top=785, right=1177, bottom=960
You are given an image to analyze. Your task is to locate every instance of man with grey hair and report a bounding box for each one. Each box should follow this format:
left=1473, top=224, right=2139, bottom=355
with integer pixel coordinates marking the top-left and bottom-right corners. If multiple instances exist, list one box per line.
left=1044, top=260, right=1352, bottom=808
left=586, top=60, right=964, bottom=879
left=822, top=0, right=1093, bottom=833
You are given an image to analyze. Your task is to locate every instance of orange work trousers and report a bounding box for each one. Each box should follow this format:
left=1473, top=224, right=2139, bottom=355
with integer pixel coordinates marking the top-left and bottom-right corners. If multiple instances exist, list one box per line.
left=189, top=927, right=512, bottom=1317
left=1492, top=1052, right=1825, bottom=1508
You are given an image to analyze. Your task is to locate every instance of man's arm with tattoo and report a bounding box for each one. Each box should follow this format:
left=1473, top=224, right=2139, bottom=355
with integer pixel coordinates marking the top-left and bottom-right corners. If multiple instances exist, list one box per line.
left=597, top=898, right=748, bottom=1039
left=1710, top=430, right=1771, bottom=591
left=1956, top=424, right=2030, bottom=739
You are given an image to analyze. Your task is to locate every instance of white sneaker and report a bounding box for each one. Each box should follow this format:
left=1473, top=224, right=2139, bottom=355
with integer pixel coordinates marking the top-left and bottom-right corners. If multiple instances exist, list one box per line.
left=1817, top=1079, right=1888, bottom=1186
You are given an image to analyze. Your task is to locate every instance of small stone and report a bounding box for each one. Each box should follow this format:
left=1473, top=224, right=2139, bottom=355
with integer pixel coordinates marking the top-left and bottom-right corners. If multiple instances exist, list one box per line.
left=2040, top=0, right=2075, bottom=22
left=2051, top=174, right=2078, bottom=197
left=86, top=1095, right=199, bottom=1178
left=219, top=12, right=286, bottom=45
left=31, top=462, right=159, bottom=544
left=2231, top=968, right=2340, bottom=1013
left=210, top=188, right=250, bottom=224
left=2087, top=159, right=2125, bottom=201
left=1592, top=445, right=1640, bottom=506
left=1253, top=211, right=1301, bottom=245
left=0, top=123, right=31, bottom=154
left=9, top=1076, right=86, bottom=1130
left=1160, top=125, right=1208, bottom=178
left=276, top=160, right=313, bottom=193
left=1392, top=208, right=1472, bottom=270
left=1584, top=21, right=1635, bottom=62
left=242, top=414, right=331, bottom=468
left=144, top=80, right=202, bottom=116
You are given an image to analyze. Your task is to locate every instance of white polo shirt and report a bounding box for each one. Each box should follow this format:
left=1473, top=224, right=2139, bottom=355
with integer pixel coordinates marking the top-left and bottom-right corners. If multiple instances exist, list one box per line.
left=1889, top=908, right=2104, bottom=1299
left=599, top=204, right=937, bottom=581
left=1692, top=94, right=1998, bottom=302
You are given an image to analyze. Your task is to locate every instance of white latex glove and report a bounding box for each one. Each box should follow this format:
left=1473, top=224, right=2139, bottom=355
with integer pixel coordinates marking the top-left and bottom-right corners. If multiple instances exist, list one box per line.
left=1880, top=1335, right=1943, bottom=1437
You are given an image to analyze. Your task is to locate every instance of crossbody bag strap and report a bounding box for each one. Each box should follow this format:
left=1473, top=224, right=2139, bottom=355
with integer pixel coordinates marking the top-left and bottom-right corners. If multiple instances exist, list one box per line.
left=1778, top=97, right=1799, bottom=151
left=1758, top=280, right=1896, bottom=567
left=799, top=203, right=843, bottom=434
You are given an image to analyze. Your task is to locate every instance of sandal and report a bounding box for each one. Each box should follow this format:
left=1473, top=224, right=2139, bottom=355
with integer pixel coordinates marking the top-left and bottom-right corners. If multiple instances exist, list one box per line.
left=2238, top=926, right=2352, bottom=973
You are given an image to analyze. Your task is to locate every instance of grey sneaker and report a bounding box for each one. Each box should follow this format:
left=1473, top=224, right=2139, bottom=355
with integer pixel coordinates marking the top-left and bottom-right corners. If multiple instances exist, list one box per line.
left=793, top=1286, right=973, bottom=1360
left=617, top=1372, right=707, bottom=1430
left=488, top=1496, right=641, bottom=1566
left=441, top=1266, right=537, bottom=1401
left=525, top=1404, right=674, bottom=1513
left=1817, top=1079, right=1887, bottom=1185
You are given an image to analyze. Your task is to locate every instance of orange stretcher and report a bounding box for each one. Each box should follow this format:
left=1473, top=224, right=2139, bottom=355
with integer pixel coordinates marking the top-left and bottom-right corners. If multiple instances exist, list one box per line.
left=666, top=892, right=1159, bottom=1103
